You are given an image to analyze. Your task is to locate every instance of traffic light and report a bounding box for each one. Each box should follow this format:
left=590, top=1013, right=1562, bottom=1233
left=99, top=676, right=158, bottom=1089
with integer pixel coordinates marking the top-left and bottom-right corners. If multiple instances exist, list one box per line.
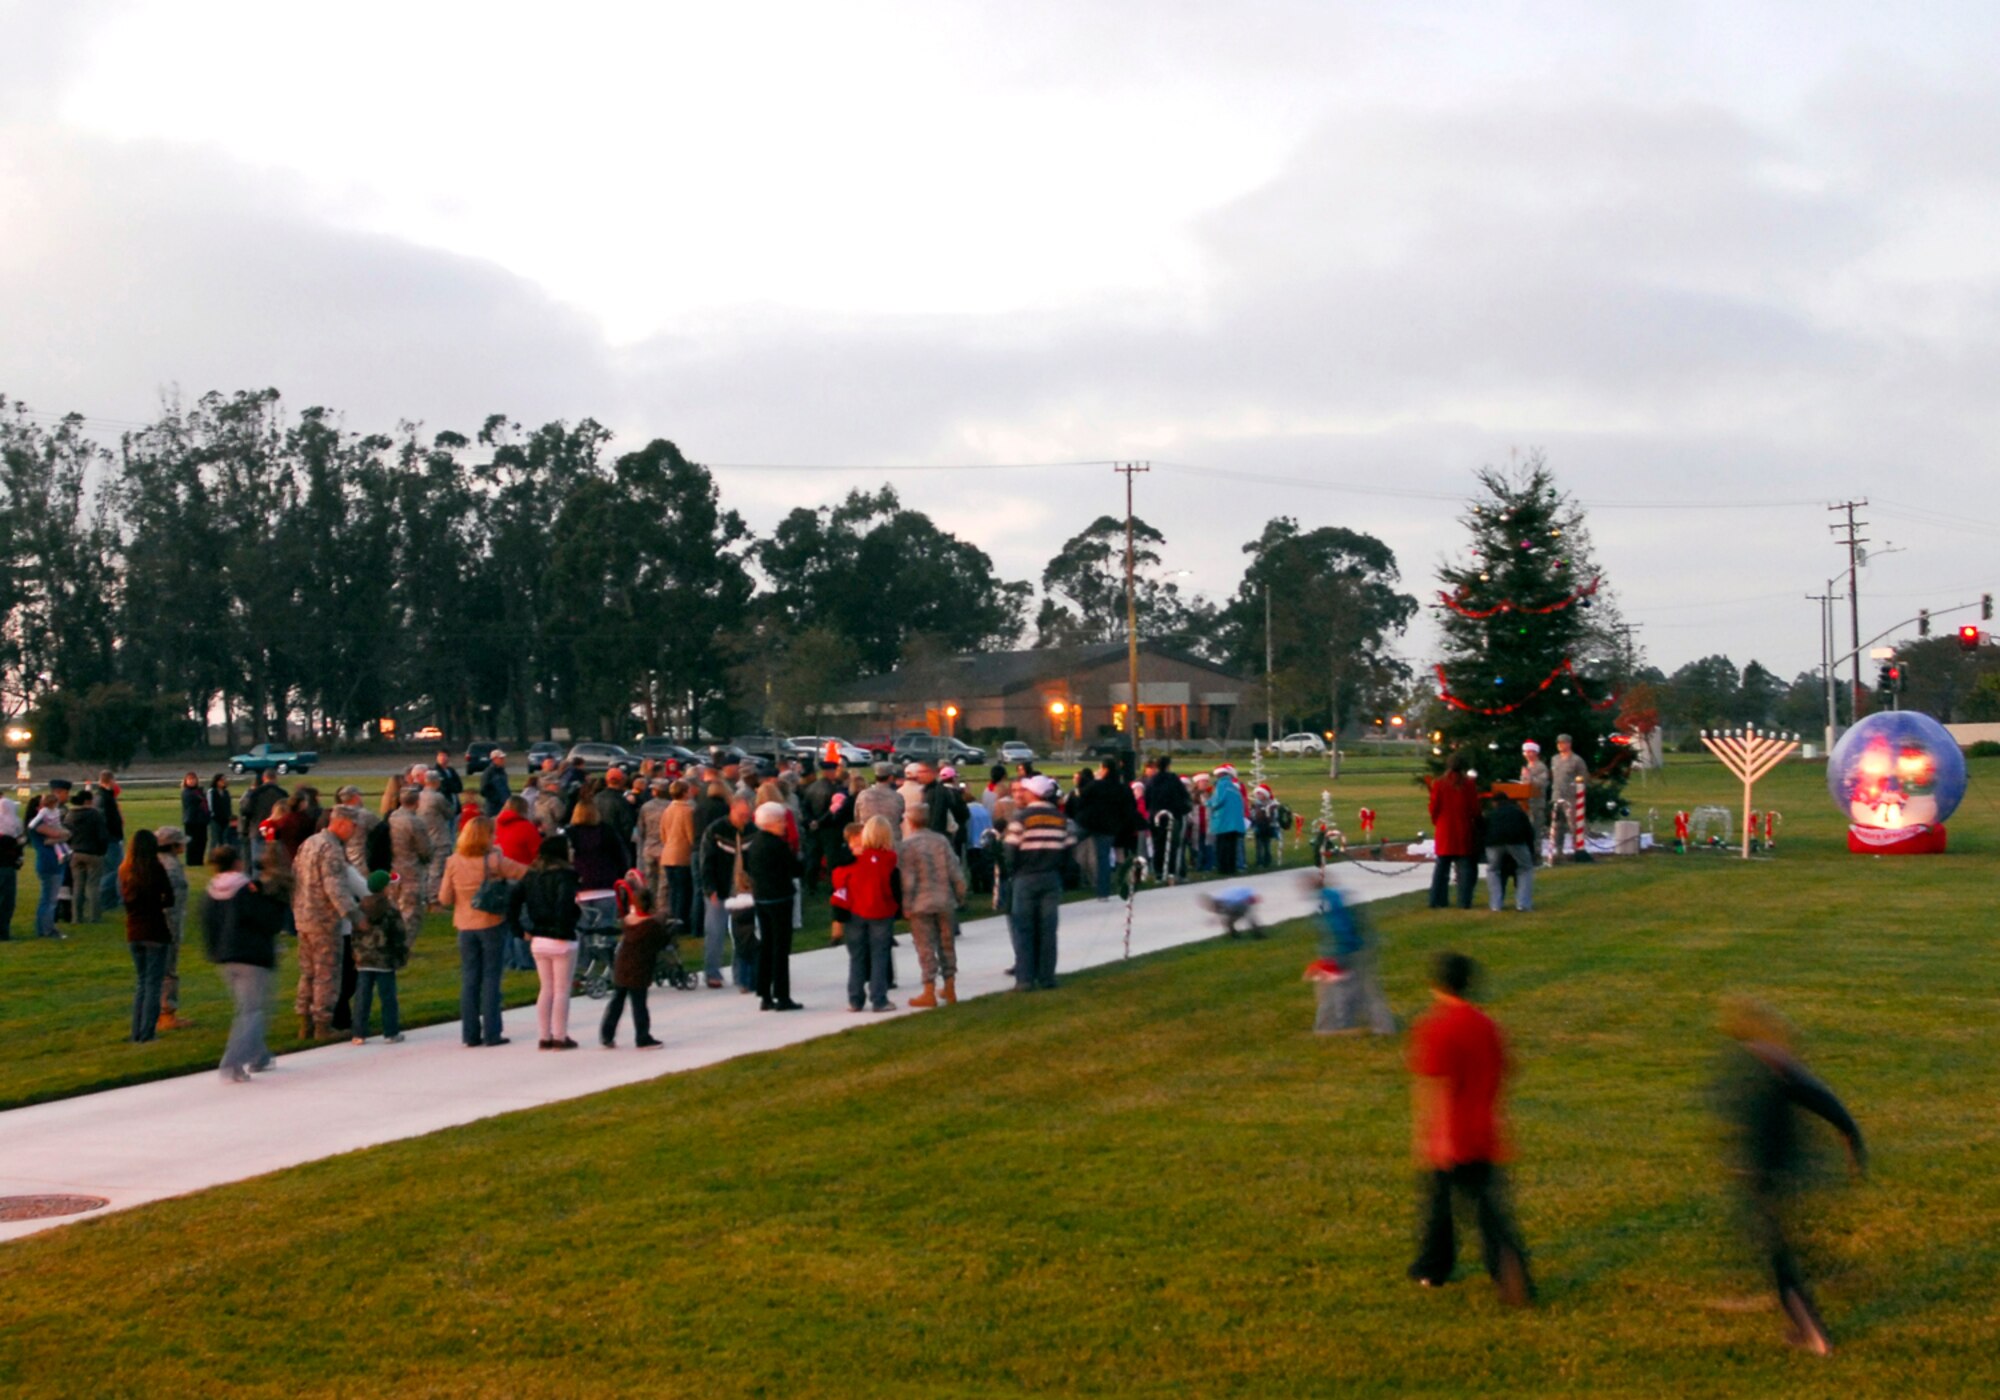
left=1919, top=608, right=1930, bottom=637
left=1985, top=593, right=1994, bottom=622
left=1876, top=663, right=1895, bottom=701
left=1959, top=624, right=1982, bottom=652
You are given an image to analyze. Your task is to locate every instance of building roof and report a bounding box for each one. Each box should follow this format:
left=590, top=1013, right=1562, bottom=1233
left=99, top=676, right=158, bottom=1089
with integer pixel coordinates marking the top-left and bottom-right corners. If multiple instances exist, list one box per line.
left=838, top=642, right=1246, bottom=703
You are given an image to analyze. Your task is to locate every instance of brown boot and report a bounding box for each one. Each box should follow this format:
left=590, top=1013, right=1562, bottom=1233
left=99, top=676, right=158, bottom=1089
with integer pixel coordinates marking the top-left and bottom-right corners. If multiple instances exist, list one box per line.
left=298, top=1015, right=315, bottom=1042
left=941, top=978, right=957, bottom=1006
left=907, top=982, right=938, bottom=1009
left=314, top=1018, right=339, bottom=1041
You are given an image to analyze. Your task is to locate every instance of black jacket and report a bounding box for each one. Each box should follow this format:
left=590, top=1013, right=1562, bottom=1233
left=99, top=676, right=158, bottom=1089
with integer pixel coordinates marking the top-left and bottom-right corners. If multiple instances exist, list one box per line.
left=65, top=804, right=109, bottom=856
left=1074, top=776, right=1133, bottom=838
left=743, top=829, right=801, bottom=902
left=242, top=781, right=288, bottom=826
left=512, top=864, right=582, bottom=941
left=699, top=818, right=753, bottom=896
left=207, top=786, right=236, bottom=830
left=1143, top=765, right=1192, bottom=819
left=181, top=786, right=210, bottom=831
left=1484, top=802, right=1536, bottom=848
left=916, top=780, right=971, bottom=851
left=96, top=788, right=125, bottom=841
left=204, top=879, right=287, bottom=968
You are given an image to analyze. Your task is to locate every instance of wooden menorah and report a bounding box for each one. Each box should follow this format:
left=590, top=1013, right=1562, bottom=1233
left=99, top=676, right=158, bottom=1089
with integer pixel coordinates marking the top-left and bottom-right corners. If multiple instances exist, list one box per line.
left=1699, top=725, right=1800, bottom=858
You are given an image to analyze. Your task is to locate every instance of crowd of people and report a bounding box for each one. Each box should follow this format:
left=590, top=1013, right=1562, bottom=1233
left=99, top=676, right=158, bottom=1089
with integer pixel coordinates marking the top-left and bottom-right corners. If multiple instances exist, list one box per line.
left=9, top=745, right=1292, bottom=1070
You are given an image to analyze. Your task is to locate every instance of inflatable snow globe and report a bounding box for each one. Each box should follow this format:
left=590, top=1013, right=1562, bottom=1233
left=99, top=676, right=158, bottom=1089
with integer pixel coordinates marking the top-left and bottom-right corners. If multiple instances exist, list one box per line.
left=1827, top=711, right=1967, bottom=854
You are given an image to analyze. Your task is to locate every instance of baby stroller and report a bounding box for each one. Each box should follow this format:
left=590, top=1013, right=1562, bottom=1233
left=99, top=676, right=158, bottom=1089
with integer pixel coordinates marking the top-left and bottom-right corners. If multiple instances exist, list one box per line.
left=573, top=893, right=621, bottom=1000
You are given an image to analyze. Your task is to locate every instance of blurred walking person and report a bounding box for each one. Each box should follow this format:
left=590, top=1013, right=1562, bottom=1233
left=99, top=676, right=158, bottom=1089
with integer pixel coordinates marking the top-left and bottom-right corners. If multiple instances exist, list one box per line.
left=1715, top=1000, right=1867, bottom=1356
left=202, top=846, right=286, bottom=1082
left=1406, top=951, right=1533, bottom=1306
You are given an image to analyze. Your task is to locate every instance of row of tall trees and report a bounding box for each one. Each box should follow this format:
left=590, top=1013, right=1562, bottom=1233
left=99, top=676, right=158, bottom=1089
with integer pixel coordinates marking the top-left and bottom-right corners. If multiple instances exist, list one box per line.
left=3, top=389, right=1433, bottom=756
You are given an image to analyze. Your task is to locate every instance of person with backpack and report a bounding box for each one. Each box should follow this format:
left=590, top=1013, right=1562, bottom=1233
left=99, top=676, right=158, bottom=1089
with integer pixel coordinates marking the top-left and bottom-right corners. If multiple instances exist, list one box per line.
left=203, top=845, right=287, bottom=1082
left=350, top=870, right=411, bottom=1044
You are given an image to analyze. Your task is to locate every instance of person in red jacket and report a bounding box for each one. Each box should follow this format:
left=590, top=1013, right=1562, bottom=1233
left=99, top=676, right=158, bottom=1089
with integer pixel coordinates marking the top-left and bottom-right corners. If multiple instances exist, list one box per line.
left=1426, top=754, right=1482, bottom=910
left=1406, top=951, right=1532, bottom=1305
left=494, top=796, right=545, bottom=971
left=833, top=817, right=900, bottom=1013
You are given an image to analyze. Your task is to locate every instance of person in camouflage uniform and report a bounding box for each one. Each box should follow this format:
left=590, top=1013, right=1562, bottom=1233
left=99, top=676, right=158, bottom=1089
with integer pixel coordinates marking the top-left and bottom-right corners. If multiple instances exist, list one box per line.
left=387, top=785, right=433, bottom=934
left=332, top=786, right=379, bottom=869
left=417, top=771, right=454, bottom=902
left=291, top=811, right=364, bottom=1039
left=637, top=777, right=671, bottom=909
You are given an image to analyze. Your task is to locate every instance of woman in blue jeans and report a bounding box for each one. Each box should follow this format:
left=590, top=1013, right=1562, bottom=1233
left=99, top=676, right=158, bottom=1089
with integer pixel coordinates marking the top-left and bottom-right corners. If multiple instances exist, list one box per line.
left=119, top=829, right=176, bottom=1041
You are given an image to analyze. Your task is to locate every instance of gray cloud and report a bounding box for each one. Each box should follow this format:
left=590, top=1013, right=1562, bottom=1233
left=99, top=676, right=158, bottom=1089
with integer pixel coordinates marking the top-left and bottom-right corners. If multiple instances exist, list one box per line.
left=4, top=8, right=1999, bottom=684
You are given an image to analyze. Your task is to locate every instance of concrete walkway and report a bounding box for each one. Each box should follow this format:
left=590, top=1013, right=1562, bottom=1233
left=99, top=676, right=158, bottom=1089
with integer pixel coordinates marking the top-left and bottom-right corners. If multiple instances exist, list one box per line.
left=0, top=863, right=1424, bottom=1242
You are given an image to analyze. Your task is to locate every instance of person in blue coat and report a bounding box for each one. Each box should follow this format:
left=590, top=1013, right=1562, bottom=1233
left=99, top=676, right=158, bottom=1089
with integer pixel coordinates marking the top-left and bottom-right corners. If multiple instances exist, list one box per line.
left=1206, top=764, right=1249, bottom=874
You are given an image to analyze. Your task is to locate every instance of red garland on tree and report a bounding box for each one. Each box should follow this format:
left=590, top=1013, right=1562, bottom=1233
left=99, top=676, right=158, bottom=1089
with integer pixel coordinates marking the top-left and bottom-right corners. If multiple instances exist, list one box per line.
left=1437, top=575, right=1601, bottom=620
left=1432, top=659, right=1618, bottom=716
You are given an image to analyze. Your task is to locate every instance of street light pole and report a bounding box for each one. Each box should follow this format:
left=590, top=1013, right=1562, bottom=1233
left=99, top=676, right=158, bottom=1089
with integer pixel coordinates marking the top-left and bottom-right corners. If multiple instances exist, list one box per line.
left=1115, top=462, right=1150, bottom=777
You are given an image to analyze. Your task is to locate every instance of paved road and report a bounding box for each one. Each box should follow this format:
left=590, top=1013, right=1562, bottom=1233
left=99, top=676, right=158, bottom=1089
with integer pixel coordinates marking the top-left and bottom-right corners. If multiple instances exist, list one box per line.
left=0, top=864, right=1421, bottom=1242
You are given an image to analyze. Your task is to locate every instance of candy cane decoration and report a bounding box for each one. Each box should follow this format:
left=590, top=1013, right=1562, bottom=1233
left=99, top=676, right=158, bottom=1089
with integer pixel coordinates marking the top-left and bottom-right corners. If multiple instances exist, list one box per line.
left=1358, top=807, right=1376, bottom=839
left=1673, top=811, right=1690, bottom=852
left=1764, top=810, right=1780, bottom=849
left=1571, top=777, right=1587, bottom=857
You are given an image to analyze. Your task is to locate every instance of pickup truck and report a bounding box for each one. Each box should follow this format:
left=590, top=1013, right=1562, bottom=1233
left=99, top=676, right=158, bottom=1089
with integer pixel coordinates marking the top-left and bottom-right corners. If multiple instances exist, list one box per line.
left=228, top=742, right=318, bottom=776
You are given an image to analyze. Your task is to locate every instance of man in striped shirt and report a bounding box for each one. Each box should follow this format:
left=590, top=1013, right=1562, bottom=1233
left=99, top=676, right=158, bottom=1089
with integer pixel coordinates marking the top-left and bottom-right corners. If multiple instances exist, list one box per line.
left=1003, top=775, right=1074, bottom=991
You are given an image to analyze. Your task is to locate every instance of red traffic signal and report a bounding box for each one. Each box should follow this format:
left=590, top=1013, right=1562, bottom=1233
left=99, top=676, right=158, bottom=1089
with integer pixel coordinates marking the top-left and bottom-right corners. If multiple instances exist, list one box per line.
left=1959, top=624, right=1982, bottom=651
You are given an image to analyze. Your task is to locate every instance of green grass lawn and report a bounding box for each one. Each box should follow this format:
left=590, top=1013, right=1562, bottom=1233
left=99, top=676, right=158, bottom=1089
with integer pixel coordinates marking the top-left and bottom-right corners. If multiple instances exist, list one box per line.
left=1, top=755, right=1996, bottom=1395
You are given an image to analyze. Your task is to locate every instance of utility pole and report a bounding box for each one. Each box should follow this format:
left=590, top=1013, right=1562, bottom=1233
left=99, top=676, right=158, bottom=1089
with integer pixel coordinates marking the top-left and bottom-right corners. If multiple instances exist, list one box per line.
left=1828, top=499, right=1869, bottom=721
left=1264, top=584, right=1275, bottom=744
left=1115, top=462, right=1150, bottom=777
left=1609, top=622, right=1642, bottom=688
left=1807, top=585, right=1843, bottom=753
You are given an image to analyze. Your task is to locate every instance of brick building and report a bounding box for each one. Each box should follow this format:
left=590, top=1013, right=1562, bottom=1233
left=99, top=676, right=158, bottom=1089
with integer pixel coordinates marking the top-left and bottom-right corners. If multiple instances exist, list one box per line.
left=827, top=643, right=1252, bottom=747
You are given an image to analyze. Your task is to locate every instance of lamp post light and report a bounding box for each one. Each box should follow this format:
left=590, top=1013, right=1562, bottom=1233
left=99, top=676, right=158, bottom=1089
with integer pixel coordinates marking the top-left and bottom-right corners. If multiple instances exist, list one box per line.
left=5, top=725, right=31, bottom=793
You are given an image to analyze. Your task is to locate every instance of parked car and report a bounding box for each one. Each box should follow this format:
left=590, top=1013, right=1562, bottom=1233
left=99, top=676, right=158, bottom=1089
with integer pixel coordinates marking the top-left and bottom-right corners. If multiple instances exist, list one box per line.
left=854, top=735, right=898, bottom=757
left=1271, top=732, right=1328, bottom=756
left=412, top=725, right=444, bottom=743
left=892, top=731, right=988, bottom=766
left=526, top=740, right=567, bottom=771
left=998, top=740, right=1038, bottom=766
left=707, top=743, right=778, bottom=779
left=633, top=735, right=702, bottom=767
left=566, top=741, right=645, bottom=773
left=228, top=742, right=318, bottom=776
left=790, top=735, right=873, bottom=767
left=729, top=733, right=793, bottom=765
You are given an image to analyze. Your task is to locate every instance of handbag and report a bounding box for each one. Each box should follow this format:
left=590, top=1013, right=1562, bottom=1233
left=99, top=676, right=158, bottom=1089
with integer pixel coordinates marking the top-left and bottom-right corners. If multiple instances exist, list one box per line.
left=471, top=853, right=514, bottom=915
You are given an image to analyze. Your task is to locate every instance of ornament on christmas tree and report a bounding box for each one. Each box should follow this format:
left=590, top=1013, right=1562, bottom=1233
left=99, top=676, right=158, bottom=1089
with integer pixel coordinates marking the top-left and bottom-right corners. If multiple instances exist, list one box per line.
left=1434, top=660, right=1615, bottom=716
left=1438, top=575, right=1601, bottom=620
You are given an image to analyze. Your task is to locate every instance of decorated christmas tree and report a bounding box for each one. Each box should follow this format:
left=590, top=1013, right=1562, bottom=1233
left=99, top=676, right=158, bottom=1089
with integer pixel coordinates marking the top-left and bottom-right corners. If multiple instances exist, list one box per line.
left=1430, top=460, right=1632, bottom=816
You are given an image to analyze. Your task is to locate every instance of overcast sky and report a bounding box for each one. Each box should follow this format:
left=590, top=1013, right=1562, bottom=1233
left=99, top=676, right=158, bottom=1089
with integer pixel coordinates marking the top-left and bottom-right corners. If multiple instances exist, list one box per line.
left=5, top=0, right=2000, bottom=685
